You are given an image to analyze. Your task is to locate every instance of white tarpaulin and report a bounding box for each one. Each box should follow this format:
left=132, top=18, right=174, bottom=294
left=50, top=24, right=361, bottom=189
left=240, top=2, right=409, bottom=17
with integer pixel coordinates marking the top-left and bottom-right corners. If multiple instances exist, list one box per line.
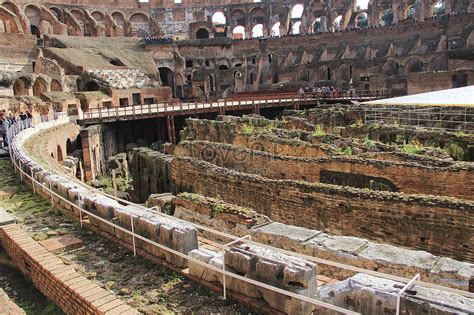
left=363, top=86, right=474, bottom=107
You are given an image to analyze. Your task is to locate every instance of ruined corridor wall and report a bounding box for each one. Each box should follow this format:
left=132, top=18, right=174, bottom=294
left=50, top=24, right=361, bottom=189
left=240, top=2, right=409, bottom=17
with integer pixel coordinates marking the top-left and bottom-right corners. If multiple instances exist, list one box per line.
left=174, top=141, right=474, bottom=200
left=170, top=156, right=474, bottom=262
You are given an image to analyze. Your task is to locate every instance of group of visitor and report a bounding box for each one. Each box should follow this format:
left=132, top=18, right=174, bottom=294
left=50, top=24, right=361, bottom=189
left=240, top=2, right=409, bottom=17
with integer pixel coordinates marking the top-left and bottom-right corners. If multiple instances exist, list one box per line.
left=0, top=111, right=32, bottom=147
left=298, top=86, right=342, bottom=100
left=144, top=36, right=174, bottom=45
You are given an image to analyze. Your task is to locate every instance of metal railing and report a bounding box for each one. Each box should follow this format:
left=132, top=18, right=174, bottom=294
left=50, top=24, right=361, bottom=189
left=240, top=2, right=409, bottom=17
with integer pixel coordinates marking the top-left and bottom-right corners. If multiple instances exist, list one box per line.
left=79, top=90, right=388, bottom=122
left=364, top=105, right=474, bottom=132
left=8, top=116, right=474, bottom=315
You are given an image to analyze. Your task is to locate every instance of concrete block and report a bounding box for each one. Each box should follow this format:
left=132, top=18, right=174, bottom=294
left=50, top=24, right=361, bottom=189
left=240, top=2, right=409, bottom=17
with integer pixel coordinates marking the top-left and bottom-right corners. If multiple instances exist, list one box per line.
left=202, top=256, right=224, bottom=283
left=188, top=248, right=215, bottom=279
left=358, top=243, right=438, bottom=270
left=319, top=273, right=474, bottom=315
left=224, top=249, right=256, bottom=275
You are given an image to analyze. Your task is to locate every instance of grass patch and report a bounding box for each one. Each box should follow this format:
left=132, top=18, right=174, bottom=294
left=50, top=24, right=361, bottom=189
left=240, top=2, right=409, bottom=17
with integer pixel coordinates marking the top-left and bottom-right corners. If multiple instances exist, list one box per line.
left=312, top=124, right=326, bottom=137
left=342, top=146, right=353, bottom=156
left=210, top=203, right=226, bottom=218
left=401, top=142, right=423, bottom=154
left=240, top=123, right=255, bottom=135
left=41, top=302, right=63, bottom=315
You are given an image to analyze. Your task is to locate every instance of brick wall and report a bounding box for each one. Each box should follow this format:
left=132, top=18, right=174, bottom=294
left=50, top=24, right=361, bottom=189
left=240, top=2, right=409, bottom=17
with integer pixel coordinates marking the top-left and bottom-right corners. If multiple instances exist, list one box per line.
left=174, top=141, right=474, bottom=200
left=170, top=156, right=474, bottom=262
left=0, top=224, right=137, bottom=315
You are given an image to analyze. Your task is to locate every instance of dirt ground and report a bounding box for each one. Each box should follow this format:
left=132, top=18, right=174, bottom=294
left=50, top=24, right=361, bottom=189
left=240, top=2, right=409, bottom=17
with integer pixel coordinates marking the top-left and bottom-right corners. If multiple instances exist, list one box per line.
left=0, top=159, right=260, bottom=314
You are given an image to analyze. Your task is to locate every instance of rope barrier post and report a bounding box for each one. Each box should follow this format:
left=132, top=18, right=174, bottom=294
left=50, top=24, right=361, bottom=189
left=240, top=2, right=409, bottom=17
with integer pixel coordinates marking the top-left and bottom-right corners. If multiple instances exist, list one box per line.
left=396, top=274, right=420, bottom=315
left=79, top=207, right=83, bottom=228
left=49, top=180, right=54, bottom=205
left=31, top=169, right=35, bottom=194
left=222, top=248, right=227, bottom=300
left=221, top=235, right=250, bottom=300
left=131, top=215, right=136, bottom=257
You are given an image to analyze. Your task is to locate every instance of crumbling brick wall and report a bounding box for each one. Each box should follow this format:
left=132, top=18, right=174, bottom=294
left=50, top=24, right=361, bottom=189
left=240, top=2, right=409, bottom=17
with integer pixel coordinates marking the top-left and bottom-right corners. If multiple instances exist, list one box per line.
left=175, top=140, right=474, bottom=200
left=170, top=156, right=474, bottom=262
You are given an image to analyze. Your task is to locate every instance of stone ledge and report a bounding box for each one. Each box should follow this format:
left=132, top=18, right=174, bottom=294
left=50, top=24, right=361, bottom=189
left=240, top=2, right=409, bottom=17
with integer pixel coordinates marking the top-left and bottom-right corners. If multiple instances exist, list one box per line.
left=0, top=207, right=15, bottom=226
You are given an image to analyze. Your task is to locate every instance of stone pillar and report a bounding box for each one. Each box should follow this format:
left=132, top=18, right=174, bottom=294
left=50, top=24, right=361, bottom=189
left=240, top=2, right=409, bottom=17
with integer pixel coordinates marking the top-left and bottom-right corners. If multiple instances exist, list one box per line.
left=393, top=1, right=403, bottom=23
left=320, top=16, right=329, bottom=32
left=166, top=115, right=176, bottom=144
left=245, top=25, right=252, bottom=39
left=80, top=124, right=107, bottom=182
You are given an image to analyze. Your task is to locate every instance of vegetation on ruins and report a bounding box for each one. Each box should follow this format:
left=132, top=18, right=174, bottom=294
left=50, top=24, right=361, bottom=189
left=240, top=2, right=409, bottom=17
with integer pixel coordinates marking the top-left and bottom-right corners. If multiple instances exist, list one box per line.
left=342, top=146, right=354, bottom=156
left=401, top=142, right=424, bottom=154
left=312, top=124, right=327, bottom=137
left=444, top=142, right=466, bottom=161
left=178, top=192, right=262, bottom=220
left=241, top=123, right=256, bottom=135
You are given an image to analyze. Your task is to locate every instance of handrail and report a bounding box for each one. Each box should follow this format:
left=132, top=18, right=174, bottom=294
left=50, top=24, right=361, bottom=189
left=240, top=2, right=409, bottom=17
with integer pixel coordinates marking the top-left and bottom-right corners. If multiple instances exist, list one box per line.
left=79, top=90, right=389, bottom=121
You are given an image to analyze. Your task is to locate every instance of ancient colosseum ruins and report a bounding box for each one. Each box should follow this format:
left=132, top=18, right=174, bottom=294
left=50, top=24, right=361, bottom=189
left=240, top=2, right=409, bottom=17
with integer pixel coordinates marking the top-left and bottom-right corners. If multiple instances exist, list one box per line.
left=0, top=0, right=473, bottom=314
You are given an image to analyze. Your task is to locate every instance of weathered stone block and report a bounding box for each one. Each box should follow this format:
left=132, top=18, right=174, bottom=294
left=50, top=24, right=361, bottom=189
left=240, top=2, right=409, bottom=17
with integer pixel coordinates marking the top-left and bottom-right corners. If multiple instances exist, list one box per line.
left=224, top=249, right=256, bottom=275
left=319, top=273, right=474, bottom=315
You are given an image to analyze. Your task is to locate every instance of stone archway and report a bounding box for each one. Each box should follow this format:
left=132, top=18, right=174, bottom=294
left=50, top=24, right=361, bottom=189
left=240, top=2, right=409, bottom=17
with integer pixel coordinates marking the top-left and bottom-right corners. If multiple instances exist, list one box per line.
left=405, top=59, right=423, bottom=73
left=230, top=9, right=245, bottom=29
left=129, top=12, right=149, bottom=37
left=232, top=25, right=245, bottom=39
left=159, top=67, right=175, bottom=96
left=66, top=138, right=74, bottom=154
left=24, top=4, right=41, bottom=31
left=33, top=77, right=48, bottom=97
left=212, top=11, right=226, bottom=25
left=196, top=28, right=209, bottom=39
left=50, top=79, right=62, bottom=91
left=252, top=24, right=263, bottom=38
left=13, top=77, right=30, bottom=96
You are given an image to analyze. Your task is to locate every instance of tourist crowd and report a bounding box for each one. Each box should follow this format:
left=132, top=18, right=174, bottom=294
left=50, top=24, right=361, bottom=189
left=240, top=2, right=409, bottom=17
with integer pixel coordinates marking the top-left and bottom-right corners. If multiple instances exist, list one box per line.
left=298, top=86, right=343, bottom=99
left=0, top=111, right=32, bottom=147
left=144, top=36, right=174, bottom=45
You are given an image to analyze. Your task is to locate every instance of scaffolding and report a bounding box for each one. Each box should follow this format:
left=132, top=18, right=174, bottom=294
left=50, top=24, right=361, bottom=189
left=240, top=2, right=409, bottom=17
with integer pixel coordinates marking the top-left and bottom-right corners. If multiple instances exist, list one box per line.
left=363, top=104, right=474, bottom=132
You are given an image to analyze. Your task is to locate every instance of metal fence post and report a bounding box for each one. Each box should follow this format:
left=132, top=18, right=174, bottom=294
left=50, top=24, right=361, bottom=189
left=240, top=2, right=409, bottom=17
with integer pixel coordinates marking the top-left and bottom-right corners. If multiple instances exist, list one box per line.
left=49, top=180, right=54, bottom=205
left=79, top=208, right=83, bottom=228
left=31, top=169, right=35, bottom=194
left=131, top=215, right=136, bottom=256
left=222, top=249, right=227, bottom=300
